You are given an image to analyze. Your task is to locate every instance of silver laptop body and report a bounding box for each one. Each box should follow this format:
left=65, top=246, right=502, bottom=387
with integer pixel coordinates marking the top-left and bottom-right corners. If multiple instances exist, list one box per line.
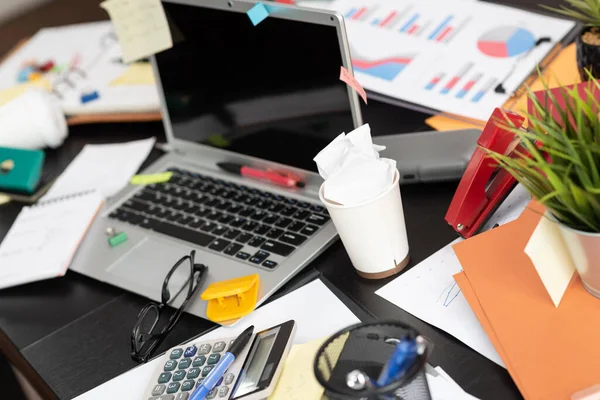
left=69, top=0, right=361, bottom=322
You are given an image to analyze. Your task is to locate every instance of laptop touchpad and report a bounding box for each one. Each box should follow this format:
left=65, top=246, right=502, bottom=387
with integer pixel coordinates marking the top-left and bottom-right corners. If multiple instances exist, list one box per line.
left=106, top=240, right=189, bottom=291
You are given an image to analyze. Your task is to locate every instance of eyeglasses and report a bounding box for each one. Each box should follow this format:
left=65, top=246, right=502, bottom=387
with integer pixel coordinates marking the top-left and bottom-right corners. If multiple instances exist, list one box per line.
left=131, top=250, right=208, bottom=363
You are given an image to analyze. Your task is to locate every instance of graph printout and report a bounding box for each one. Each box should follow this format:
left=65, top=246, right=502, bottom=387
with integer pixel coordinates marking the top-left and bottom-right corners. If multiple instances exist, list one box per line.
left=298, top=0, right=575, bottom=121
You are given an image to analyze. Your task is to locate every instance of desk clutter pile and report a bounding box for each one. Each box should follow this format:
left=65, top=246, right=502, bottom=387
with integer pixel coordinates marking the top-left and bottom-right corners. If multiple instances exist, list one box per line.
left=1, top=0, right=600, bottom=399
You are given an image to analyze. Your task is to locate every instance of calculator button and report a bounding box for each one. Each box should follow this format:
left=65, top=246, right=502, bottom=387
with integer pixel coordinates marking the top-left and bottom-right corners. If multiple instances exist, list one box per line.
left=158, top=372, right=172, bottom=384
left=167, top=382, right=180, bottom=394
left=213, top=341, right=226, bottom=352
left=160, top=396, right=175, bottom=400
left=207, top=353, right=221, bottom=365
left=202, top=365, right=215, bottom=377
left=178, top=358, right=192, bottom=369
left=216, top=377, right=223, bottom=387
left=218, top=387, right=230, bottom=398
left=192, top=356, right=206, bottom=367
left=170, top=349, right=184, bottom=359
left=181, top=380, right=195, bottom=391
left=224, top=373, right=235, bottom=385
left=198, top=343, right=212, bottom=355
left=164, top=360, right=177, bottom=371
left=196, top=378, right=205, bottom=387
left=175, top=393, right=190, bottom=400
left=184, top=345, right=197, bottom=358
left=172, top=371, right=186, bottom=381
left=152, top=384, right=166, bottom=395
left=206, top=388, right=218, bottom=399
left=187, top=367, right=201, bottom=379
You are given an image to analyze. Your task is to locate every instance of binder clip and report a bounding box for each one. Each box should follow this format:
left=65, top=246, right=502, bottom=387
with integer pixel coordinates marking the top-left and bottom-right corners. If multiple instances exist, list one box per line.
left=200, top=274, right=260, bottom=322
left=445, top=108, right=526, bottom=238
left=106, top=227, right=128, bottom=247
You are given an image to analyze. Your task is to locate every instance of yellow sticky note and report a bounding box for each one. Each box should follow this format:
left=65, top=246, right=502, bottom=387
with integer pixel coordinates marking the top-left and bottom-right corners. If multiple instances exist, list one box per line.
left=110, top=63, right=155, bottom=86
left=101, top=0, right=173, bottom=63
left=0, top=80, right=51, bottom=107
left=268, top=337, right=326, bottom=400
left=130, top=172, right=172, bottom=185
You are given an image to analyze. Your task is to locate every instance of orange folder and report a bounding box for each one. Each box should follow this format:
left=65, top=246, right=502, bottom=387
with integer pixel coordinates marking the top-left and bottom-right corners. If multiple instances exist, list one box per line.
left=453, top=203, right=600, bottom=400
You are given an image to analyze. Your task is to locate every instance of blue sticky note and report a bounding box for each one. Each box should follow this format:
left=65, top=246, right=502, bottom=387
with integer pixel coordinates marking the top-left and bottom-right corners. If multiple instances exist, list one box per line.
left=247, top=2, right=269, bottom=26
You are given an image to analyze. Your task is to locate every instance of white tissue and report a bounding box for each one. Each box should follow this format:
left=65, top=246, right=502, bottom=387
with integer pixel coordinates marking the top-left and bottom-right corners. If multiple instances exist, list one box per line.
left=313, top=124, right=396, bottom=206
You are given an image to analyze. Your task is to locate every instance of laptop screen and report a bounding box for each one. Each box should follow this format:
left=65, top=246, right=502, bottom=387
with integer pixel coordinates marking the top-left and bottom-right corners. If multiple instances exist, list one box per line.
left=156, top=1, right=356, bottom=172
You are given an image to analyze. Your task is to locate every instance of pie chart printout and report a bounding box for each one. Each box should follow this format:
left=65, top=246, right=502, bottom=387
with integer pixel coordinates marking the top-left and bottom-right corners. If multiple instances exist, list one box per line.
left=477, top=26, right=536, bottom=58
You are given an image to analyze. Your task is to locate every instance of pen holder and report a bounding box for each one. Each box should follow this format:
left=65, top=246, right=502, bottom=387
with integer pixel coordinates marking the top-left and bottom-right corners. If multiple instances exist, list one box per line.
left=313, top=321, right=431, bottom=400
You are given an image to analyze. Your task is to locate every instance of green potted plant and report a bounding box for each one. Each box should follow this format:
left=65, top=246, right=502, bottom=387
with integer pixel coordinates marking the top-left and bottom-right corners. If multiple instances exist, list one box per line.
left=542, top=0, right=600, bottom=80
left=487, top=80, right=600, bottom=298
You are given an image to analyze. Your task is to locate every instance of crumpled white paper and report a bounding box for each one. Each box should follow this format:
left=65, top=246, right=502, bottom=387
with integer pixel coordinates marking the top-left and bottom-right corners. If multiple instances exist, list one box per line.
left=313, top=124, right=396, bottom=206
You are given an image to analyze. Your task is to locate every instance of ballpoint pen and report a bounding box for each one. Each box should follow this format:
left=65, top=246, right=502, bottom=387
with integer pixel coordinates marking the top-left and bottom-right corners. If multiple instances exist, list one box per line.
left=189, top=325, right=254, bottom=400
left=217, top=162, right=305, bottom=188
left=376, top=335, right=425, bottom=387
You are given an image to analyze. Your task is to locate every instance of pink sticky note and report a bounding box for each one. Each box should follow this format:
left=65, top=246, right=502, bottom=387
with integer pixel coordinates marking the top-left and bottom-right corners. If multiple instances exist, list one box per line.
left=339, top=66, right=367, bottom=104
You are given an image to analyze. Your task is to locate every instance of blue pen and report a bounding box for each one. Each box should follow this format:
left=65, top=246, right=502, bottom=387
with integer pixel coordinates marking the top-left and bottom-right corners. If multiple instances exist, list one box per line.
left=376, top=335, right=424, bottom=387
left=190, top=325, right=254, bottom=400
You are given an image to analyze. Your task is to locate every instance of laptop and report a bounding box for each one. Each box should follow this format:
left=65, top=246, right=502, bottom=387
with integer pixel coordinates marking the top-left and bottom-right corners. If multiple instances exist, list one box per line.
left=69, top=0, right=361, bottom=322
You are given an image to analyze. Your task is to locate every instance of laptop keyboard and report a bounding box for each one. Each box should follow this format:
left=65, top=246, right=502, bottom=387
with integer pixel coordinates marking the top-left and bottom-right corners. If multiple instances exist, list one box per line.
left=107, top=168, right=330, bottom=269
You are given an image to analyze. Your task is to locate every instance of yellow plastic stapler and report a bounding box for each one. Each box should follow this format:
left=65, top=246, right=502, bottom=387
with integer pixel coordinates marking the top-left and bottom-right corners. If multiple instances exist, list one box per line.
left=200, top=274, right=260, bottom=323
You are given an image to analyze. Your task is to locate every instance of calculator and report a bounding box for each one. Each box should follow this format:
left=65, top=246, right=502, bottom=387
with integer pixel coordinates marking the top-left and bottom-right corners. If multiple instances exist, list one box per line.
left=145, top=320, right=297, bottom=400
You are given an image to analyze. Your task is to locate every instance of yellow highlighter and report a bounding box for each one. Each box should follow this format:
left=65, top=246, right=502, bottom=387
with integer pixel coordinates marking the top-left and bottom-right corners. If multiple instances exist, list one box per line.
left=200, top=274, right=260, bottom=323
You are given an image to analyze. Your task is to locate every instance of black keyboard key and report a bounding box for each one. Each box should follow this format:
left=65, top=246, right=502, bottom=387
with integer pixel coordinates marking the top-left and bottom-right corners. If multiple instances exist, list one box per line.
left=212, top=225, right=228, bottom=236
left=267, top=203, right=284, bottom=213
left=254, top=225, right=270, bottom=235
left=206, top=211, right=223, bottom=221
left=293, top=210, right=310, bottom=220
left=238, top=207, right=254, bottom=217
left=310, top=205, right=326, bottom=213
left=262, top=260, right=278, bottom=269
left=249, top=250, right=270, bottom=264
left=254, top=200, right=270, bottom=210
left=262, top=213, right=279, bottom=225
left=249, top=210, right=266, bottom=221
left=134, top=190, right=157, bottom=202
left=218, top=214, right=234, bottom=224
left=220, top=190, right=236, bottom=199
left=306, top=213, right=330, bottom=226
left=201, top=222, right=217, bottom=232
left=223, top=229, right=241, bottom=240
left=175, top=214, right=194, bottom=225
left=236, top=252, right=250, bottom=260
left=279, top=232, right=307, bottom=246
left=213, top=200, right=228, bottom=210
left=181, top=190, right=196, bottom=201
left=286, top=198, right=297, bottom=205
left=275, top=217, right=292, bottom=228
left=124, top=199, right=150, bottom=213
left=152, top=207, right=170, bottom=219
left=120, top=210, right=144, bottom=225
left=236, top=232, right=252, bottom=243
left=224, top=243, right=243, bottom=256
left=193, top=193, right=209, bottom=204
left=280, top=206, right=297, bottom=217
left=187, top=218, right=204, bottom=229
left=272, top=195, right=285, bottom=202
left=248, top=236, right=266, bottom=247
left=288, top=221, right=305, bottom=232
left=230, top=217, right=246, bottom=227
left=244, top=197, right=259, bottom=206
left=266, top=228, right=283, bottom=239
left=154, top=222, right=216, bottom=247
left=227, top=203, right=243, bottom=214
left=297, top=202, right=310, bottom=209
left=182, top=202, right=199, bottom=214
left=209, top=238, right=231, bottom=252
left=195, top=207, right=210, bottom=217
left=241, top=221, right=258, bottom=232
left=261, top=240, right=295, bottom=256
left=234, top=193, right=250, bottom=203
left=140, top=217, right=162, bottom=230
left=204, top=198, right=221, bottom=208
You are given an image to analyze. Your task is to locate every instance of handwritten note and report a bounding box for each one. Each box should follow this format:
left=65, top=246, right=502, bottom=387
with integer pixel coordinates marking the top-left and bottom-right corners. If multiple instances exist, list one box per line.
left=268, top=337, right=326, bottom=400
left=130, top=171, right=172, bottom=185
left=101, top=0, right=173, bottom=63
left=247, top=2, right=270, bottom=26
left=340, top=66, right=367, bottom=104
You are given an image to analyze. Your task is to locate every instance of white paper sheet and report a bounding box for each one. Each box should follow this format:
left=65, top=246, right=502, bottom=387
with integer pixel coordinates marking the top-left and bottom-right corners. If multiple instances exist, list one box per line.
left=298, top=0, right=575, bottom=121
left=44, top=138, right=155, bottom=199
left=74, top=279, right=360, bottom=400
left=427, top=367, right=480, bottom=400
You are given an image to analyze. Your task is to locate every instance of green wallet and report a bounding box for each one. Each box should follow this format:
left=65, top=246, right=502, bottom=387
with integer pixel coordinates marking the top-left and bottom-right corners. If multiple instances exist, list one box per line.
left=0, top=147, right=45, bottom=194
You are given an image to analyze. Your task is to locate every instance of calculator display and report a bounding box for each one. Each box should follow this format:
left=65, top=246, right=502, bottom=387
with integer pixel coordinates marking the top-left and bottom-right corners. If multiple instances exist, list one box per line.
left=233, top=327, right=280, bottom=398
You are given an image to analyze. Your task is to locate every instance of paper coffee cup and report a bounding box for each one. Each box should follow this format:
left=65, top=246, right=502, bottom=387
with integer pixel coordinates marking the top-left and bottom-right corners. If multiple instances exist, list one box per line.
left=320, top=169, right=410, bottom=279
left=0, top=89, right=67, bottom=149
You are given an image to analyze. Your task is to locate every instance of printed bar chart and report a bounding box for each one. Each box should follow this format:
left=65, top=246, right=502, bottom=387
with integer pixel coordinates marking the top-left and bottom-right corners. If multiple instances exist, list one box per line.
left=472, top=77, right=497, bottom=102
left=400, top=13, right=420, bottom=33
left=428, top=16, right=453, bottom=40
left=441, top=62, right=474, bottom=94
left=346, top=6, right=378, bottom=21
left=456, top=73, right=483, bottom=98
left=425, top=72, right=446, bottom=90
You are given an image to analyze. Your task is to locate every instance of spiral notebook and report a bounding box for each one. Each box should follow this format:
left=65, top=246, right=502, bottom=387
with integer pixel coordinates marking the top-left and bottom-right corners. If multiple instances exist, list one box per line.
left=0, top=190, right=103, bottom=290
